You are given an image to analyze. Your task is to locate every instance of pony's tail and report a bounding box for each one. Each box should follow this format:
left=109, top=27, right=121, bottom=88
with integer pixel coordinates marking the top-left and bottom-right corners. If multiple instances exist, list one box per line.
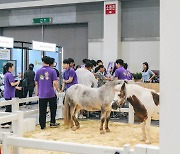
left=64, top=96, right=71, bottom=127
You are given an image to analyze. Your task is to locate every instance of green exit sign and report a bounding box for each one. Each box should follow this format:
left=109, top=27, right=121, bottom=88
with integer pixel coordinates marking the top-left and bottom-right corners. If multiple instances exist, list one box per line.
left=32, top=17, right=52, bottom=24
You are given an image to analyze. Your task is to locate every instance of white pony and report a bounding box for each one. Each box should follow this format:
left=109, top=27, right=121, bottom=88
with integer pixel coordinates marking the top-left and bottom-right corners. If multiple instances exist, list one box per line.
left=112, top=81, right=159, bottom=144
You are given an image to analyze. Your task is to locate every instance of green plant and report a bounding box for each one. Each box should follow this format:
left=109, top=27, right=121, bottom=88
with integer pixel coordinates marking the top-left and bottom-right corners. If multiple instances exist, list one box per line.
left=132, top=72, right=142, bottom=80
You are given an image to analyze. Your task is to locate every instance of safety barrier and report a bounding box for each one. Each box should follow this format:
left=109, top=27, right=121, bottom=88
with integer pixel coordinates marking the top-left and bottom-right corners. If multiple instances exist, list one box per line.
left=0, top=96, right=158, bottom=154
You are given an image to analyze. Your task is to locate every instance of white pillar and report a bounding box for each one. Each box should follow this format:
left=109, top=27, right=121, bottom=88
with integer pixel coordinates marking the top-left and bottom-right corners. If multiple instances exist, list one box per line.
left=160, top=0, right=180, bottom=154
left=103, top=0, right=121, bottom=67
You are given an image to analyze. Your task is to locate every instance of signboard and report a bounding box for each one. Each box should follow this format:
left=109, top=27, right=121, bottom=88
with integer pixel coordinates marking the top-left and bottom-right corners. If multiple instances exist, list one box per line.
left=0, top=49, right=10, bottom=60
left=0, top=36, right=14, bottom=48
left=32, top=17, right=52, bottom=24
left=32, top=41, right=56, bottom=52
left=106, top=4, right=116, bottom=15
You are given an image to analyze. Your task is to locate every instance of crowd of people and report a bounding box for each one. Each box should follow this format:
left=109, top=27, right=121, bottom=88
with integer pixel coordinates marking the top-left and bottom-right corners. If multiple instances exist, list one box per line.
left=1, top=56, right=156, bottom=129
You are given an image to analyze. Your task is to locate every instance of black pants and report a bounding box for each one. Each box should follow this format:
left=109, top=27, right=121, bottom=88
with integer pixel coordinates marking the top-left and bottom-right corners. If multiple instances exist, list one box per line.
left=39, top=97, right=57, bottom=129
left=2, top=98, right=12, bottom=125
left=24, top=89, right=34, bottom=105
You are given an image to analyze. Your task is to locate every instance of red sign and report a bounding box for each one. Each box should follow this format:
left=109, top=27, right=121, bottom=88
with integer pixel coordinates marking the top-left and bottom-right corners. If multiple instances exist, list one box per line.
left=106, top=4, right=116, bottom=15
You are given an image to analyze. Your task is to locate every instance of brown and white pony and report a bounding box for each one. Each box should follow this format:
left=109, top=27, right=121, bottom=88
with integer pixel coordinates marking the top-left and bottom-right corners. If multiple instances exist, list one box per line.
left=64, top=80, right=123, bottom=134
left=112, top=81, right=159, bottom=144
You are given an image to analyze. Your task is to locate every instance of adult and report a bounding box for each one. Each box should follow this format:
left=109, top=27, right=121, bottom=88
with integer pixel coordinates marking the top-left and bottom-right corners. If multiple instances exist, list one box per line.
left=61, top=59, right=78, bottom=92
left=114, top=59, right=133, bottom=80
left=49, top=58, right=60, bottom=81
left=76, top=62, right=97, bottom=88
left=81, top=59, right=90, bottom=68
left=142, top=62, right=155, bottom=83
left=24, top=64, right=35, bottom=106
left=1, top=63, right=20, bottom=128
left=35, top=56, right=60, bottom=129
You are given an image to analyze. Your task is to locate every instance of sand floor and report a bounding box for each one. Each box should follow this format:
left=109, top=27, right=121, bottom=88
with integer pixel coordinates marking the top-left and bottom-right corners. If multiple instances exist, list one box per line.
left=22, top=119, right=159, bottom=154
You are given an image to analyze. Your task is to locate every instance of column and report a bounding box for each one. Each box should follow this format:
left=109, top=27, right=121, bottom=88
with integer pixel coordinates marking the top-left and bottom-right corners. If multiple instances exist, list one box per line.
left=103, top=0, right=121, bottom=67
left=160, top=0, right=180, bottom=154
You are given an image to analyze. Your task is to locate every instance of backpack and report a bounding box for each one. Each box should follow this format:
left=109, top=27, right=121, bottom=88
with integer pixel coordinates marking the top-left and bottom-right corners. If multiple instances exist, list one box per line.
left=22, top=77, right=28, bottom=87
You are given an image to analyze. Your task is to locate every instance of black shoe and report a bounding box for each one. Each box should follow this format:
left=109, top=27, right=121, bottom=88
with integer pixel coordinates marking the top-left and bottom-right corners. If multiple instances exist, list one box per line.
left=50, top=123, right=60, bottom=128
left=41, top=127, right=46, bottom=130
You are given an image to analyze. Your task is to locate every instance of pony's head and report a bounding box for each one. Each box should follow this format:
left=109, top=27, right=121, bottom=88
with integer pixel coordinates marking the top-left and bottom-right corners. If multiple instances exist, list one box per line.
left=111, top=81, right=127, bottom=110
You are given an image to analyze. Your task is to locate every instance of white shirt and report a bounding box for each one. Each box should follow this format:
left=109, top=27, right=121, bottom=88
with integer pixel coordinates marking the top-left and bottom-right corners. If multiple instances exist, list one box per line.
left=76, top=68, right=97, bottom=88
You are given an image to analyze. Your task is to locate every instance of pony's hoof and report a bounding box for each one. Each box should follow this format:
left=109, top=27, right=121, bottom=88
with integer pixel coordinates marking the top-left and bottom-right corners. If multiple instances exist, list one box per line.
left=145, top=140, right=151, bottom=144
left=71, top=127, right=76, bottom=131
left=100, top=130, right=105, bottom=134
left=76, top=125, right=80, bottom=129
left=106, top=129, right=110, bottom=133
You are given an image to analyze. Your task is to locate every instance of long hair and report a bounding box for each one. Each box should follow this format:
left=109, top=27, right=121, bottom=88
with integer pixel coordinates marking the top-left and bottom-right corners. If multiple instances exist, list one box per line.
left=142, top=62, right=149, bottom=72
left=3, top=63, right=13, bottom=75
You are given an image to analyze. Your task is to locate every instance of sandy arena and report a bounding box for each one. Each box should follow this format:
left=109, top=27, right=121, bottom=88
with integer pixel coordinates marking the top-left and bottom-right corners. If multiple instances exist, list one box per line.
left=22, top=119, right=159, bottom=154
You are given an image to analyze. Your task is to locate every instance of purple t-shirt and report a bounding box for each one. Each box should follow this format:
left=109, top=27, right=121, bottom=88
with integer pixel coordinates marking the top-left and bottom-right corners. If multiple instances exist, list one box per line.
left=4, top=72, right=15, bottom=99
left=63, top=68, right=78, bottom=89
left=35, top=66, right=57, bottom=99
left=115, top=67, right=133, bottom=80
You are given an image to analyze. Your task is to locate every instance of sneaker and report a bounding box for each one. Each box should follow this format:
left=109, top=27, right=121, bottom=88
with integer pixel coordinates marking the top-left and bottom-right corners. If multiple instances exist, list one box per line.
left=1, top=124, right=10, bottom=128
left=50, top=123, right=60, bottom=128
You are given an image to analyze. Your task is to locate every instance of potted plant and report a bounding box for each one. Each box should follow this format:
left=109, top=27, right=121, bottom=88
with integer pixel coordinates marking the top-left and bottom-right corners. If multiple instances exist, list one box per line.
left=132, top=72, right=142, bottom=82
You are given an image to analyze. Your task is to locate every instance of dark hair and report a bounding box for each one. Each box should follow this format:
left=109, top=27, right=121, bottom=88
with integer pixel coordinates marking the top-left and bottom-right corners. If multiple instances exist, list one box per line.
left=42, top=56, right=51, bottom=64
left=143, top=62, right=149, bottom=72
left=68, top=58, right=74, bottom=64
left=99, top=65, right=104, bottom=69
left=116, top=59, right=124, bottom=66
left=90, top=60, right=97, bottom=67
left=63, top=59, right=70, bottom=64
left=49, top=58, right=55, bottom=65
left=75, top=65, right=81, bottom=70
left=29, top=63, right=34, bottom=70
left=3, top=62, right=13, bottom=75
left=97, top=60, right=102, bottom=64
left=124, top=63, right=128, bottom=69
left=85, top=62, right=93, bottom=68
left=82, top=59, right=90, bottom=64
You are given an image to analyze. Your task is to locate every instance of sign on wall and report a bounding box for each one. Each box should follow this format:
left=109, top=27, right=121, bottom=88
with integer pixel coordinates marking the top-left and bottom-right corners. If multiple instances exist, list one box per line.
left=0, top=36, right=14, bottom=48
left=32, top=41, right=56, bottom=52
left=32, top=17, right=52, bottom=24
left=106, top=4, right=116, bottom=15
left=0, top=49, right=10, bottom=60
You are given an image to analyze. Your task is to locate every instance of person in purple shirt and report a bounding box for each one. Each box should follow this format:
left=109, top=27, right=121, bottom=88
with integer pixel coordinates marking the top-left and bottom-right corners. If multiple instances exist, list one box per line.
left=35, top=56, right=60, bottom=129
left=61, top=59, right=78, bottom=92
left=1, top=63, right=20, bottom=128
left=114, top=59, right=133, bottom=80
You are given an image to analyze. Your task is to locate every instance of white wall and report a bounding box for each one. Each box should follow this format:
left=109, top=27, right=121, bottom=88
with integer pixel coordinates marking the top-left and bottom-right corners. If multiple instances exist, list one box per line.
left=88, top=40, right=103, bottom=61
left=121, top=41, right=160, bottom=73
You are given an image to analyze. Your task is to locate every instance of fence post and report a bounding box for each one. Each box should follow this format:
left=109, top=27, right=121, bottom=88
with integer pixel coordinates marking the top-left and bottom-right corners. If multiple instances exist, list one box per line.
left=128, top=104, right=134, bottom=124
left=13, top=111, right=24, bottom=154
left=12, top=98, right=20, bottom=139
left=12, top=98, right=19, bottom=113
left=134, top=144, right=147, bottom=154
left=2, top=133, right=11, bottom=154
left=122, top=144, right=131, bottom=154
